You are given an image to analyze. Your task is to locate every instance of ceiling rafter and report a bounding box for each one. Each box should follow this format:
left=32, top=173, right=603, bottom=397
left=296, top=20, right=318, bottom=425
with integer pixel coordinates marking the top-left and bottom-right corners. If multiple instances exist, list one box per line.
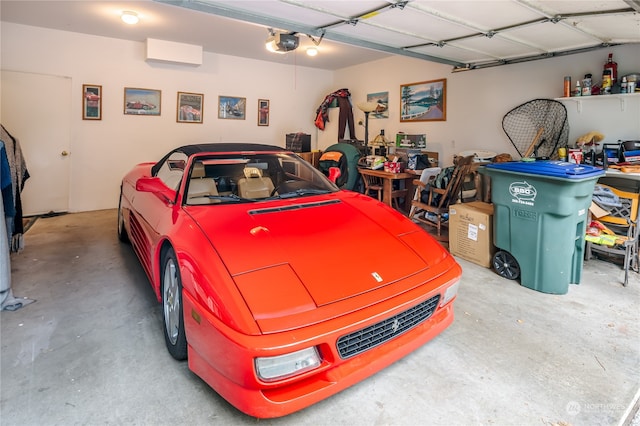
left=624, top=0, right=640, bottom=12
left=286, top=1, right=546, bottom=66
left=154, top=0, right=639, bottom=71
left=164, top=0, right=466, bottom=66
left=402, top=2, right=555, bottom=63
left=403, top=1, right=637, bottom=69
left=516, top=0, right=636, bottom=44
left=469, top=42, right=623, bottom=70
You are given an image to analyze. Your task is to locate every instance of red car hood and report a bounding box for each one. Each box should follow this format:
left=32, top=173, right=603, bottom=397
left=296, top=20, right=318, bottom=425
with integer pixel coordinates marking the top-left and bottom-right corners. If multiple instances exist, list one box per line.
left=185, top=193, right=450, bottom=331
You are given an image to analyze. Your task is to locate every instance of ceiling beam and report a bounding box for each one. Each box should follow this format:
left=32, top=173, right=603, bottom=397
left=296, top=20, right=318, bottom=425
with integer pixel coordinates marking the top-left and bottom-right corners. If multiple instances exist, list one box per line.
left=153, top=0, right=466, bottom=67
left=468, top=43, right=621, bottom=70
left=621, top=1, right=639, bottom=12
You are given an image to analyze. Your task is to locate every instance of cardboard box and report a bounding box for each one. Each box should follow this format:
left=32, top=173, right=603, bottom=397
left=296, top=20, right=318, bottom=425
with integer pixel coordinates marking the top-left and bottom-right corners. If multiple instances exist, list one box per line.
left=448, top=201, right=495, bottom=268
left=297, top=151, right=322, bottom=168
left=589, top=201, right=609, bottom=219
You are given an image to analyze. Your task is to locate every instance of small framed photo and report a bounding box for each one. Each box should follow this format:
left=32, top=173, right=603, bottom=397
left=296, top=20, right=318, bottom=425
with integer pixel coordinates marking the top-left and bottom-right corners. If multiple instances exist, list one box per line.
left=218, top=96, right=246, bottom=120
left=400, top=78, right=446, bottom=122
left=367, top=91, right=388, bottom=119
left=82, top=84, right=102, bottom=120
left=177, top=92, right=203, bottom=123
left=124, top=87, right=161, bottom=116
left=258, top=99, right=270, bottom=126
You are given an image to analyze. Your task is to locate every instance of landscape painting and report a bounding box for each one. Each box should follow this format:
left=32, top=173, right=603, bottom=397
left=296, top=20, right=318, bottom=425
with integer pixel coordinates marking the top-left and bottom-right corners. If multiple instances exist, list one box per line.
left=400, top=79, right=446, bottom=122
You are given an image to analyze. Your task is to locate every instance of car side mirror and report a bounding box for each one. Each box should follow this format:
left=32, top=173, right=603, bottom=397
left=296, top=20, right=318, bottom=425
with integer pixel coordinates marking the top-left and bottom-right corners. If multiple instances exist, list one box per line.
left=136, top=176, right=176, bottom=204
left=327, top=166, right=341, bottom=184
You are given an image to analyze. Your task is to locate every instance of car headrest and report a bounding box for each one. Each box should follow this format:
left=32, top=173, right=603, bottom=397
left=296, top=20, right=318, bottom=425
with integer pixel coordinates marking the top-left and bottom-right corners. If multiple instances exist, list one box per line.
left=243, top=167, right=262, bottom=179
left=192, top=162, right=206, bottom=178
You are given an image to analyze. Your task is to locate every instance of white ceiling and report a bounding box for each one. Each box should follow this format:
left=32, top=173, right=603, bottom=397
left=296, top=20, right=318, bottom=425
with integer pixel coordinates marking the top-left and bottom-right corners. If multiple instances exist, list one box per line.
left=1, top=0, right=639, bottom=71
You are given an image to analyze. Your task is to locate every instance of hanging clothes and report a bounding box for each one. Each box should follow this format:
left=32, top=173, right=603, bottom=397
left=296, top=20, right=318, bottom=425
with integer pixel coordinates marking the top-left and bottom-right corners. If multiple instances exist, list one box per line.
left=1, top=141, right=14, bottom=234
left=336, top=95, right=355, bottom=141
left=0, top=171, right=11, bottom=296
left=314, top=88, right=355, bottom=140
left=1, top=141, right=12, bottom=289
left=0, top=138, right=35, bottom=310
left=0, top=124, right=29, bottom=252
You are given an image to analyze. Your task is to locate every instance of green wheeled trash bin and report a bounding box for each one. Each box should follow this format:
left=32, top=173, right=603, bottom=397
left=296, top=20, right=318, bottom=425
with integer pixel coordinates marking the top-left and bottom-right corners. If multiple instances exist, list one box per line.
left=480, top=160, right=604, bottom=294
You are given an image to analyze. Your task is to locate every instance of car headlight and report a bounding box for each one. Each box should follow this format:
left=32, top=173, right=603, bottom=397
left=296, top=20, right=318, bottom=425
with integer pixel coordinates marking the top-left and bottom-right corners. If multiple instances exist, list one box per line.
left=440, top=281, right=460, bottom=307
left=255, top=347, right=321, bottom=382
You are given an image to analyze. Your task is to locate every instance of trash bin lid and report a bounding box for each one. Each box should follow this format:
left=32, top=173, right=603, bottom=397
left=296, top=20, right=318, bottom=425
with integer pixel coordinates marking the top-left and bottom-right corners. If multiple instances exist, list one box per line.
left=483, top=160, right=604, bottom=179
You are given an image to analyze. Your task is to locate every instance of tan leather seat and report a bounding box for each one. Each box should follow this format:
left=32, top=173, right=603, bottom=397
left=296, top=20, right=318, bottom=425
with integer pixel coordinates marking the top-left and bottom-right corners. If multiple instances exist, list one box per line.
left=187, top=162, right=218, bottom=204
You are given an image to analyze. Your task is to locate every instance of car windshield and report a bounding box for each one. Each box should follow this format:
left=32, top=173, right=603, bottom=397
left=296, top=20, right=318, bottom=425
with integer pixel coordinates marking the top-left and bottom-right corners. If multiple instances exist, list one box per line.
left=184, top=152, right=339, bottom=205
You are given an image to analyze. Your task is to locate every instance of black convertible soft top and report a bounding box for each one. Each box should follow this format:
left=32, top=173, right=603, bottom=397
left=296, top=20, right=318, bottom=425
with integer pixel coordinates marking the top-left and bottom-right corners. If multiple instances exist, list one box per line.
left=177, top=143, right=286, bottom=156
left=151, top=143, right=288, bottom=176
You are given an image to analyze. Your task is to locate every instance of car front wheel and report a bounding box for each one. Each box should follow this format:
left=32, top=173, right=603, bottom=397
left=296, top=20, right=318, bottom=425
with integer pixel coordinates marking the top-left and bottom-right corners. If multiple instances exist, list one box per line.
left=117, top=187, right=129, bottom=243
left=162, top=247, right=187, bottom=360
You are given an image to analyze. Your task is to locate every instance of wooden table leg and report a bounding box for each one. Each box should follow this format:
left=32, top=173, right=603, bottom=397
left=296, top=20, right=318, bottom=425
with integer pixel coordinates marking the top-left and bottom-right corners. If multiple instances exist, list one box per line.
left=402, top=177, right=414, bottom=212
left=383, top=179, right=393, bottom=207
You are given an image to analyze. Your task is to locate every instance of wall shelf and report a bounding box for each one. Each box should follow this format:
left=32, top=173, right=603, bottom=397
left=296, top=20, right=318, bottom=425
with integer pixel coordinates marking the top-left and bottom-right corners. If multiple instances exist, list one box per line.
left=555, top=92, right=640, bottom=113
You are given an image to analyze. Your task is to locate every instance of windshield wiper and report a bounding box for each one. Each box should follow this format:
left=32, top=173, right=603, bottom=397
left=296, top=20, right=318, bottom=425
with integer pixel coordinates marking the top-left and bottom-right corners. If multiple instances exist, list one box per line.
left=273, top=189, right=331, bottom=199
left=188, top=194, right=253, bottom=203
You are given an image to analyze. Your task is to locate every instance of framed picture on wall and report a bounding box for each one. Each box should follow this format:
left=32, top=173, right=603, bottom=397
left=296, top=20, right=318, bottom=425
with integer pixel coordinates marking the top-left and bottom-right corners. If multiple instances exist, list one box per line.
left=367, top=91, right=388, bottom=119
left=258, top=99, right=269, bottom=126
left=400, top=78, right=446, bottom=122
left=177, top=92, right=203, bottom=123
left=218, top=96, right=246, bottom=120
left=82, top=84, right=102, bottom=120
left=124, top=87, right=161, bottom=116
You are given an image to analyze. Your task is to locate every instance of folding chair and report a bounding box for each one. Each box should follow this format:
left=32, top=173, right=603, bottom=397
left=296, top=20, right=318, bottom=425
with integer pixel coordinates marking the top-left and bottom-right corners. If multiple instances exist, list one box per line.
left=409, top=155, right=475, bottom=236
left=585, top=184, right=639, bottom=286
left=360, top=171, right=383, bottom=201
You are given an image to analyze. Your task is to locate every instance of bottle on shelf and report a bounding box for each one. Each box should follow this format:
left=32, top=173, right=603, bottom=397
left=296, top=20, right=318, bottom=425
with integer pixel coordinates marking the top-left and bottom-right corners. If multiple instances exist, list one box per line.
left=604, top=53, right=618, bottom=84
left=621, top=76, right=628, bottom=94
left=563, top=76, right=571, bottom=97
left=573, top=79, right=581, bottom=97
left=602, top=69, right=613, bottom=95
left=557, top=147, right=567, bottom=162
left=582, top=74, right=592, bottom=96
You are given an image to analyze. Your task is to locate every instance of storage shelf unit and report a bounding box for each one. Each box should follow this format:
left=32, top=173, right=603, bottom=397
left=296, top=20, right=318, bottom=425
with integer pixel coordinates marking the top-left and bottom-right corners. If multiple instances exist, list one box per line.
left=555, top=92, right=640, bottom=113
left=554, top=91, right=639, bottom=147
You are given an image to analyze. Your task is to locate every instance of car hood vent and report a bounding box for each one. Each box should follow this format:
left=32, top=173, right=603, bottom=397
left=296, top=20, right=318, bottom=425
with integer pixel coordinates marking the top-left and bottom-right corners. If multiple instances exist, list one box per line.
left=248, top=199, right=340, bottom=215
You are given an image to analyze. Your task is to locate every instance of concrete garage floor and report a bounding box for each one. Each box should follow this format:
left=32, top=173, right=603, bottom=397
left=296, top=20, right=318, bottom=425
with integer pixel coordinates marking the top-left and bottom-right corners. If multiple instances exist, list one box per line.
left=1, top=209, right=639, bottom=426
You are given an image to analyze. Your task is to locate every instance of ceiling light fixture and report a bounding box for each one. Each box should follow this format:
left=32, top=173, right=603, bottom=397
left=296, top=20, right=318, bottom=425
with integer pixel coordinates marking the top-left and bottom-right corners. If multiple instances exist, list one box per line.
left=121, top=11, right=139, bottom=25
left=305, top=31, right=324, bottom=57
left=265, top=29, right=299, bottom=53
left=452, top=64, right=473, bottom=73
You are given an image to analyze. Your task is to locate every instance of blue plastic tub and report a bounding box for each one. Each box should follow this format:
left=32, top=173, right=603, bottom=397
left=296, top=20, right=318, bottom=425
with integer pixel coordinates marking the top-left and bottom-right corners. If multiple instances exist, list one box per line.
left=483, top=160, right=603, bottom=179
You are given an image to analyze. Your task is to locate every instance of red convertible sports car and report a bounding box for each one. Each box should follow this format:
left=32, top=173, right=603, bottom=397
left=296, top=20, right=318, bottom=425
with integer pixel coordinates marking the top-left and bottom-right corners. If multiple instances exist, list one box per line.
left=118, top=143, right=462, bottom=418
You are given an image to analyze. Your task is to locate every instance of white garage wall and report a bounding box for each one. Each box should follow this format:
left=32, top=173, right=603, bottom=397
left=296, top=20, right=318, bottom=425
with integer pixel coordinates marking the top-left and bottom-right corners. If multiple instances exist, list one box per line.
left=333, top=44, right=640, bottom=165
left=1, top=21, right=639, bottom=213
left=1, top=23, right=333, bottom=213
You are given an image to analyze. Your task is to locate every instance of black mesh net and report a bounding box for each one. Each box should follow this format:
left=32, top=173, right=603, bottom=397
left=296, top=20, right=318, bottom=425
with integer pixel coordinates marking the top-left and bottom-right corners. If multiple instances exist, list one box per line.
left=502, top=99, right=569, bottom=159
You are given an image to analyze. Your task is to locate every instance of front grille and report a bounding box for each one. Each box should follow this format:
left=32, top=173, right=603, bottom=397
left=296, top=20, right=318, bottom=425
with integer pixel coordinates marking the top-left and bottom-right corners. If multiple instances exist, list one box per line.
left=336, top=295, right=441, bottom=359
